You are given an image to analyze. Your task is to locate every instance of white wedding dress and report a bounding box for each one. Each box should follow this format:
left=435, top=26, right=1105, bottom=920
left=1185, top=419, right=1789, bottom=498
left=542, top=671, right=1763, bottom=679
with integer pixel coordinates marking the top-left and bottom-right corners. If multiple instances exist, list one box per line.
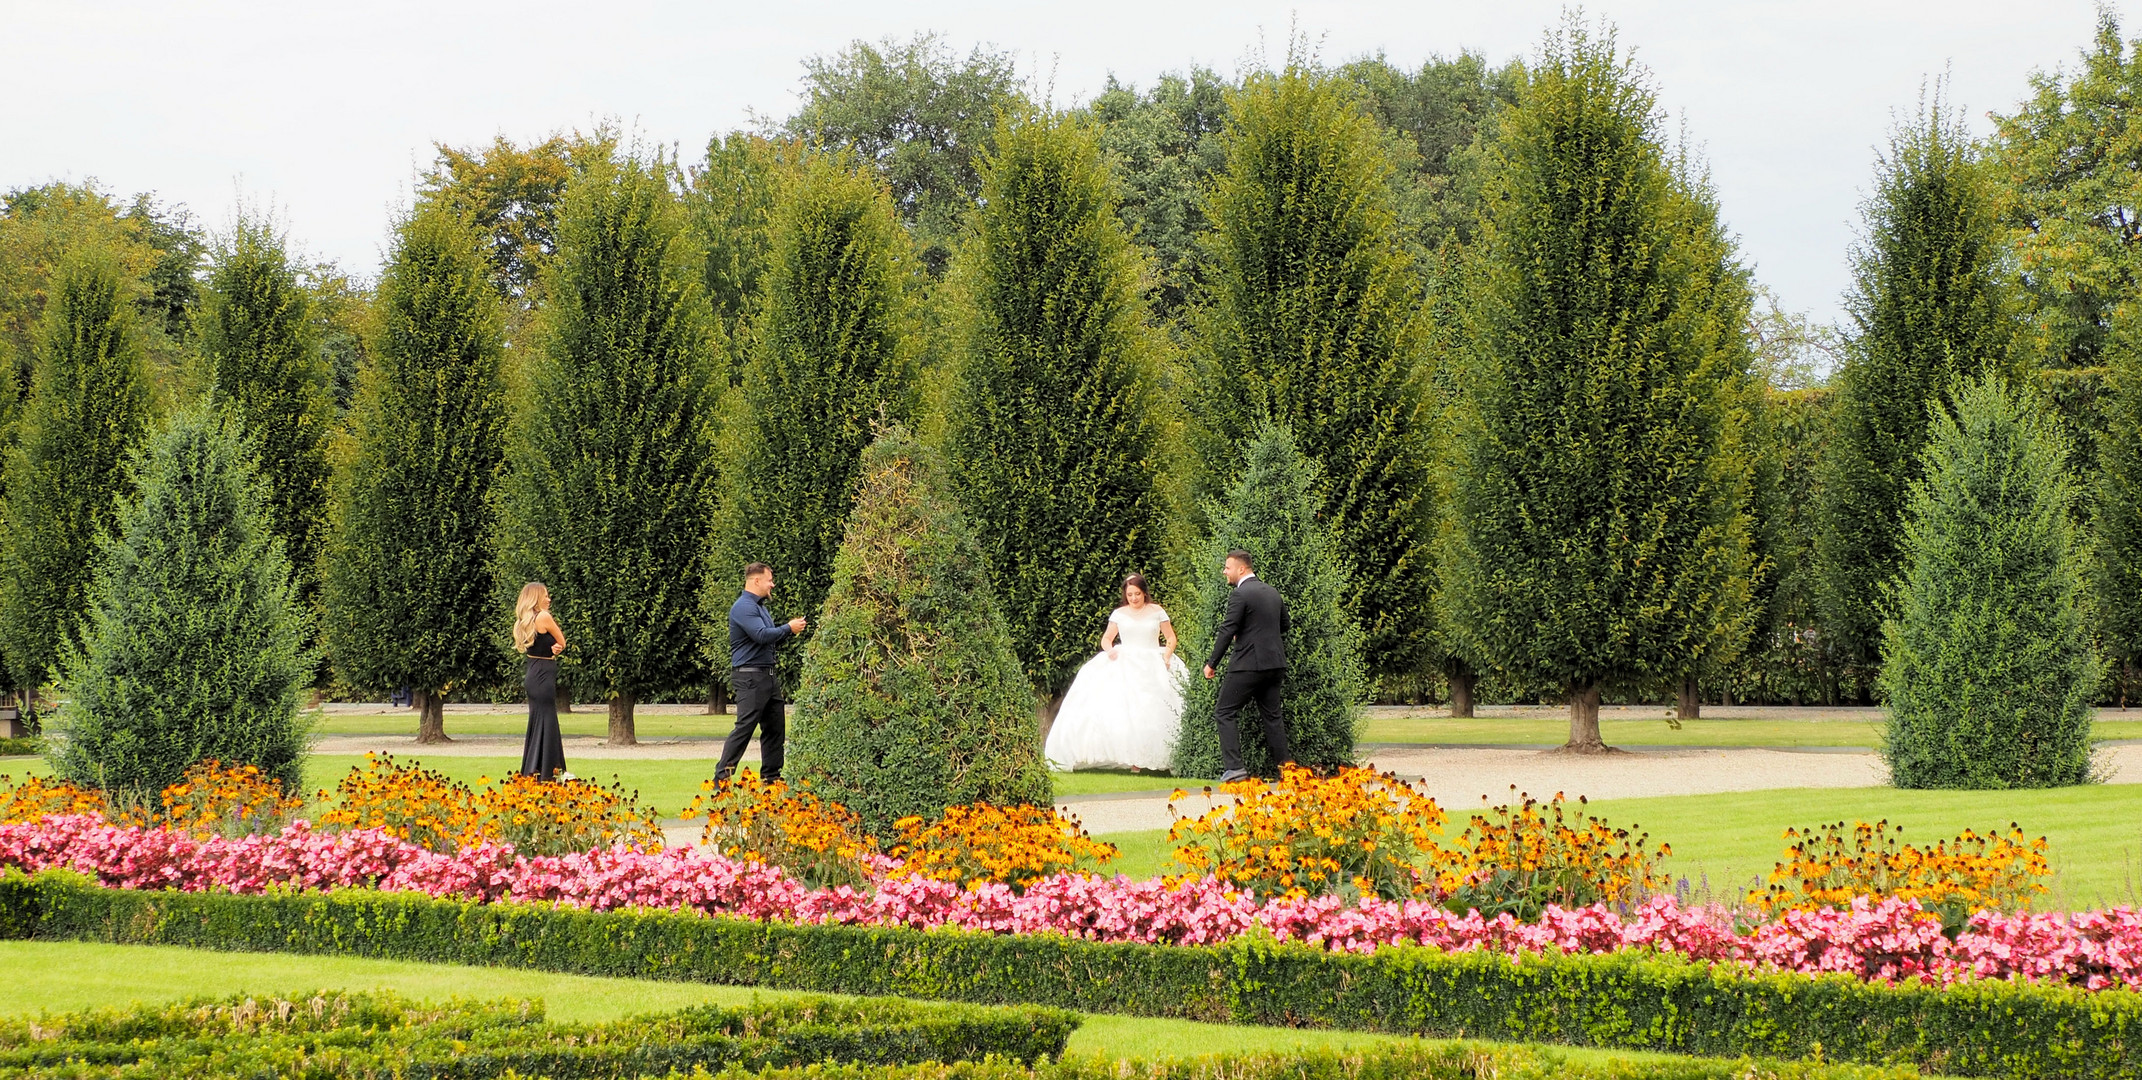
left=1045, top=604, right=1188, bottom=772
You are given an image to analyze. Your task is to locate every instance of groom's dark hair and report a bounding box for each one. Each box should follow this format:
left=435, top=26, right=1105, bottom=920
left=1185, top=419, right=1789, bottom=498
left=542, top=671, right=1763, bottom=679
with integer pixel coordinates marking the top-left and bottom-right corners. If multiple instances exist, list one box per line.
left=743, top=562, right=772, bottom=581
left=1225, top=549, right=1253, bottom=569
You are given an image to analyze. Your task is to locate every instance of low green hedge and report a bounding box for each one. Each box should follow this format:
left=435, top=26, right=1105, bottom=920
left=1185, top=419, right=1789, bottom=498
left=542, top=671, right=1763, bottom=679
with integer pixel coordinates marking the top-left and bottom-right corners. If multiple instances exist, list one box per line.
left=0, top=988, right=1078, bottom=1078
left=1, top=871, right=2132, bottom=1077
left=682, top=1051, right=1919, bottom=1080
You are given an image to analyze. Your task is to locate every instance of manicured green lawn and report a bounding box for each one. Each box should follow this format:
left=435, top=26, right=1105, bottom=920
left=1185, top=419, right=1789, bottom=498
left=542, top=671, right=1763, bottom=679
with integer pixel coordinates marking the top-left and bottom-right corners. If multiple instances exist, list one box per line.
left=1094, top=785, right=2142, bottom=911
left=0, top=941, right=1694, bottom=1066
left=316, top=710, right=725, bottom=739
left=1360, top=712, right=2142, bottom=747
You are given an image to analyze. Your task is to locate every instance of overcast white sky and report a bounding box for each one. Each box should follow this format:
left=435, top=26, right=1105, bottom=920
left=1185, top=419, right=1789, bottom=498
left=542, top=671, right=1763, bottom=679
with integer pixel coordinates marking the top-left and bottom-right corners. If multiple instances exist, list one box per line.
left=5, top=1, right=2136, bottom=328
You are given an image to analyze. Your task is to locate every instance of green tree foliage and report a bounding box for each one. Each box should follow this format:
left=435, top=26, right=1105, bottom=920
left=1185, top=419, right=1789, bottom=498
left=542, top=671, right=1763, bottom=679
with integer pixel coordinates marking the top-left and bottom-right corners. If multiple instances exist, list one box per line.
left=782, top=34, right=1029, bottom=276
left=943, top=112, right=1172, bottom=701
left=1990, top=11, right=2142, bottom=370
left=495, top=151, right=722, bottom=744
left=1173, top=426, right=1364, bottom=779
left=1189, top=63, right=1439, bottom=683
left=1338, top=51, right=1525, bottom=255
left=788, top=428, right=1051, bottom=835
left=322, top=204, right=509, bottom=744
left=1817, top=97, right=2018, bottom=680
left=712, top=157, right=916, bottom=684
left=417, top=129, right=617, bottom=309
left=197, top=216, right=335, bottom=607
left=0, top=246, right=154, bottom=695
left=1083, top=68, right=1234, bottom=320
left=1880, top=376, right=2098, bottom=788
left=53, top=403, right=312, bottom=798
left=0, top=183, right=202, bottom=395
left=685, top=132, right=803, bottom=384
left=1438, top=24, right=1757, bottom=750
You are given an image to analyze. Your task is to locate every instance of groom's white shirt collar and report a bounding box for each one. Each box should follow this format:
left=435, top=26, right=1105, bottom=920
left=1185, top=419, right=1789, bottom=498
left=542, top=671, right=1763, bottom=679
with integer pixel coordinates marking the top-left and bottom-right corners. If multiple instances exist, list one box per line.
left=1237, top=572, right=1256, bottom=584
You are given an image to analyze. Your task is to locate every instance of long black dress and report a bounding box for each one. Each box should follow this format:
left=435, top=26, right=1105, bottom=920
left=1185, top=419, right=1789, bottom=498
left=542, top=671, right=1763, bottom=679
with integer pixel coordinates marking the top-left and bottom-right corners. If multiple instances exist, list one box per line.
left=520, top=630, right=566, bottom=780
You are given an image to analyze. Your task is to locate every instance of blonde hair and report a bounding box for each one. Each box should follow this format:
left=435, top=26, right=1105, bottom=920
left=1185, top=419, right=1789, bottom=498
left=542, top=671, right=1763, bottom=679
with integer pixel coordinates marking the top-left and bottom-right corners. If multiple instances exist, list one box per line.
left=513, top=582, right=550, bottom=652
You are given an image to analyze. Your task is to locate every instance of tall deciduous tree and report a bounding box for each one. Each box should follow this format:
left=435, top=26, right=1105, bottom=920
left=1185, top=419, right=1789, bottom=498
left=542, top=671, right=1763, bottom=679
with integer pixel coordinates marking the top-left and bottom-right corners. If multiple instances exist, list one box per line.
left=685, top=132, right=802, bottom=385
left=945, top=112, right=1172, bottom=705
left=0, top=246, right=153, bottom=697
left=1189, top=62, right=1439, bottom=686
left=322, top=204, right=509, bottom=743
left=782, top=34, right=1028, bottom=276
left=1438, top=23, right=1757, bottom=752
left=2099, top=327, right=2142, bottom=678
left=53, top=403, right=313, bottom=799
left=1173, top=426, right=1364, bottom=778
left=1990, top=11, right=2142, bottom=371
left=711, top=157, right=916, bottom=685
left=1817, top=96, right=2017, bottom=681
left=197, top=215, right=335, bottom=607
left=788, top=427, right=1051, bottom=836
left=418, top=129, right=616, bottom=309
left=496, top=152, right=723, bottom=744
left=1881, top=376, right=2098, bottom=788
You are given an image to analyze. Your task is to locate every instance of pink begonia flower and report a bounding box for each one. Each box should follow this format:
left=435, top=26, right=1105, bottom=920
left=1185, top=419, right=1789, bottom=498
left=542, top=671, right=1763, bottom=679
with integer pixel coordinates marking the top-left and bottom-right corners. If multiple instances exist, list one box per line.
left=1, top=815, right=2138, bottom=990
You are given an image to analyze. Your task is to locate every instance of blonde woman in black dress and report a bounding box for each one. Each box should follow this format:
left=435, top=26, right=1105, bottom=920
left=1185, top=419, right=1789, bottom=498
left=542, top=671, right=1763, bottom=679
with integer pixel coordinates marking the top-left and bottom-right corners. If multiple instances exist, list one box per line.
left=513, top=582, right=570, bottom=780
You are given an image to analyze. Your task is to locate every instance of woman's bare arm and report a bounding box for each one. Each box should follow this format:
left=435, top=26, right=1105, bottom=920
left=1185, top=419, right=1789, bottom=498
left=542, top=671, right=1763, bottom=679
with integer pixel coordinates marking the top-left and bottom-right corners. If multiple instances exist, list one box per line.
left=1160, top=619, right=1177, bottom=657
left=1101, top=621, right=1121, bottom=658
left=537, top=610, right=568, bottom=652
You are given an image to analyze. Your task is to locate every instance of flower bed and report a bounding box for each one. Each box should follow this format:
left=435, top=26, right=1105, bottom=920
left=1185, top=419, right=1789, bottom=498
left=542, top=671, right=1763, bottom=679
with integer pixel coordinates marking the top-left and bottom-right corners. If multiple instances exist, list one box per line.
left=1, top=812, right=2138, bottom=992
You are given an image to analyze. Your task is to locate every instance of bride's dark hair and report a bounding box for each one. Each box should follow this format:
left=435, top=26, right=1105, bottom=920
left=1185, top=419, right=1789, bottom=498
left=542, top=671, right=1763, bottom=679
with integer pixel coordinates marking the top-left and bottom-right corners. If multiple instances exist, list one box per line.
left=1121, top=573, right=1151, bottom=604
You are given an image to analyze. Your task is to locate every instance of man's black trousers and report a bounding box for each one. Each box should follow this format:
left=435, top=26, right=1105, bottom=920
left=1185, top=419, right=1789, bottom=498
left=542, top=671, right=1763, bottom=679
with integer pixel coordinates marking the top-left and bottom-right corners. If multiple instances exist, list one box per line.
left=716, top=668, right=784, bottom=783
left=1215, top=666, right=1290, bottom=775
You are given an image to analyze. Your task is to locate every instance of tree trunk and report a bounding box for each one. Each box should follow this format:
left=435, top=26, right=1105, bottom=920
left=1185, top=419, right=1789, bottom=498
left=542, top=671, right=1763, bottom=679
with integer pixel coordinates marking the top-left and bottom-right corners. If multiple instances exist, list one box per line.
left=1563, top=683, right=1610, bottom=753
left=557, top=679, right=573, bottom=713
left=414, top=688, right=450, bottom=744
left=608, top=691, right=637, bottom=746
left=1448, top=669, right=1478, bottom=719
left=707, top=678, right=728, bottom=715
left=1677, top=677, right=1701, bottom=721
left=1037, top=691, right=1066, bottom=744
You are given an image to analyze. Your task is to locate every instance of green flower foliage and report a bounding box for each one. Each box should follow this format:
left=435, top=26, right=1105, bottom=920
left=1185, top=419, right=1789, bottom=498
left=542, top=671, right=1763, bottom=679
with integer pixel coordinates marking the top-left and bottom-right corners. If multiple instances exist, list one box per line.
left=52, top=402, right=314, bottom=799
left=944, top=112, right=1172, bottom=699
left=1173, top=426, right=1363, bottom=779
left=788, top=428, right=1051, bottom=836
left=0, top=246, right=153, bottom=694
left=1438, top=23, right=1757, bottom=747
left=1189, top=63, right=1439, bottom=684
left=495, top=152, right=723, bottom=744
left=1880, top=376, right=2099, bottom=789
left=1817, top=96, right=2018, bottom=677
left=197, top=215, right=334, bottom=605
left=712, top=156, right=917, bottom=686
left=321, top=204, right=509, bottom=742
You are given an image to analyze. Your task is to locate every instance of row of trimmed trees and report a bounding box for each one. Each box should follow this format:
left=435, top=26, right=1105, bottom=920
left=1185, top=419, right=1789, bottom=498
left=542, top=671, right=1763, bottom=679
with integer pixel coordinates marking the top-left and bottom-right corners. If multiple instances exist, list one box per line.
left=2, top=18, right=2113, bottom=795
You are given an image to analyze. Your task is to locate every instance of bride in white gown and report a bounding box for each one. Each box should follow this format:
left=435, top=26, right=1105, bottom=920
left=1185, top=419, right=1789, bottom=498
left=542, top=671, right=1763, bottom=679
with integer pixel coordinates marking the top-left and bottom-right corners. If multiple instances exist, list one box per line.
left=1045, top=574, right=1188, bottom=772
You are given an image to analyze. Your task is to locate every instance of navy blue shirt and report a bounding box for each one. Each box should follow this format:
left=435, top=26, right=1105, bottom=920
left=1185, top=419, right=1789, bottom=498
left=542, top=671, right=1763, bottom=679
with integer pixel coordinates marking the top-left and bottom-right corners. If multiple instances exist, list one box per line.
left=727, top=590, right=793, bottom=669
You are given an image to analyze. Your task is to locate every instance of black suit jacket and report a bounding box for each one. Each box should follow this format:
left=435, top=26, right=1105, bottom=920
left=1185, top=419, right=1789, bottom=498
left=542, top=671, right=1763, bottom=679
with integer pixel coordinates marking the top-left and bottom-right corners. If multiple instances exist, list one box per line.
left=1207, top=574, right=1289, bottom=672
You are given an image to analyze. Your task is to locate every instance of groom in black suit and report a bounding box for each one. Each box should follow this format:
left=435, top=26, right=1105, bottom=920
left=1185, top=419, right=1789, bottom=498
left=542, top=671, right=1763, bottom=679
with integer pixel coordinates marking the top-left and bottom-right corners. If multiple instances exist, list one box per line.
left=1203, top=549, right=1293, bottom=782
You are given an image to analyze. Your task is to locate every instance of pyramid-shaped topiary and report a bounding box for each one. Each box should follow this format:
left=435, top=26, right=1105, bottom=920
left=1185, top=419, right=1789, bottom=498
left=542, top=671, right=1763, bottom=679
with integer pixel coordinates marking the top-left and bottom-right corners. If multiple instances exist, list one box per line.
left=786, top=427, right=1050, bottom=836
left=1173, top=425, right=1365, bottom=779
left=53, top=402, right=314, bottom=800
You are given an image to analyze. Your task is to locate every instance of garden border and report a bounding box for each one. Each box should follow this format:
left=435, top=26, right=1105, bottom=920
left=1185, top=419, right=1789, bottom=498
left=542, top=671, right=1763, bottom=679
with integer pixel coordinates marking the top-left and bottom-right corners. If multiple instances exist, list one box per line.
left=0, top=871, right=2133, bottom=1078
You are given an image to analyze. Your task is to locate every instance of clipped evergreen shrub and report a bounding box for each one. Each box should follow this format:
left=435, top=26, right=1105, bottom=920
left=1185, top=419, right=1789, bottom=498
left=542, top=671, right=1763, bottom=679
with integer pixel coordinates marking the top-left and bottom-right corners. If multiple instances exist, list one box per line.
left=944, top=111, right=1172, bottom=702
left=787, top=427, right=1050, bottom=836
left=494, top=151, right=723, bottom=744
left=711, top=155, right=917, bottom=688
left=321, top=203, right=510, bottom=744
left=1173, top=426, right=1363, bottom=779
left=1880, top=376, right=2099, bottom=788
left=51, top=402, right=314, bottom=799
left=197, top=214, right=334, bottom=603
left=1189, top=62, right=1439, bottom=685
left=0, top=245, right=154, bottom=696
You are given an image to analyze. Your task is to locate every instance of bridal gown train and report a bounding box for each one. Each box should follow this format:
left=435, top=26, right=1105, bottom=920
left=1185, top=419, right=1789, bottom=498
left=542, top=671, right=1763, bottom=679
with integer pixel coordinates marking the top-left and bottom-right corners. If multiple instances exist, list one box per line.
left=1045, top=604, right=1187, bottom=771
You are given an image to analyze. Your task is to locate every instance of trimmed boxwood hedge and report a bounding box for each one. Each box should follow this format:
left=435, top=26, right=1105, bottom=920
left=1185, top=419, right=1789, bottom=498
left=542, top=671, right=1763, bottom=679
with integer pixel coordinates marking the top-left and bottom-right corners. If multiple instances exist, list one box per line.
left=0, top=988, right=1077, bottom=1078
left=0, top=871, right=2133, bottom=1077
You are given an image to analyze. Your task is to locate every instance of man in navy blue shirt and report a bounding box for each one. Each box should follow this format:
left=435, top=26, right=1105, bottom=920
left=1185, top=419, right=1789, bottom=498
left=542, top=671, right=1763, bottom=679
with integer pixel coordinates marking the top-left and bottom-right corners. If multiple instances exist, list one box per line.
left=716, top=562, right=807, bottom=784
